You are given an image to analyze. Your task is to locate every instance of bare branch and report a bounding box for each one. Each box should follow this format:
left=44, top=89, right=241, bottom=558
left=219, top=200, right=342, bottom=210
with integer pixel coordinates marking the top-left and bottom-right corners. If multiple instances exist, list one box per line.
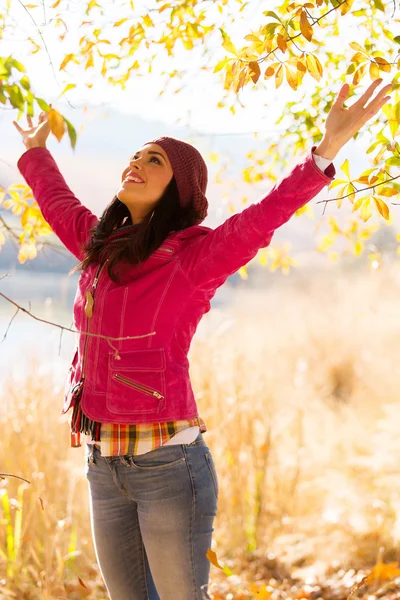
left=0, top=290, right=156, bottom=358
left=0, top=473, right=31, bottom=484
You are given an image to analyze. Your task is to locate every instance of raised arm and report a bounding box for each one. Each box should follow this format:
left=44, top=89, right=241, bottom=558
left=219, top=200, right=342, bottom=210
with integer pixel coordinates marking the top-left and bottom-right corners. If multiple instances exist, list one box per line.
left=17, top=147, right=99, bottom=261
left=14, top=110, right=99, bottom=262
left=179, top=145, right=335, bottom=291
left=179, top=77, right=392, bottom=291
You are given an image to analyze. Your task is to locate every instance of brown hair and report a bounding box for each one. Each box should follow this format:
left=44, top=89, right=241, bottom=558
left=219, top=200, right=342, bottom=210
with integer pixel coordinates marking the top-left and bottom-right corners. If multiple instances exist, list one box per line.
left=69, top=176, right=198, bottom=283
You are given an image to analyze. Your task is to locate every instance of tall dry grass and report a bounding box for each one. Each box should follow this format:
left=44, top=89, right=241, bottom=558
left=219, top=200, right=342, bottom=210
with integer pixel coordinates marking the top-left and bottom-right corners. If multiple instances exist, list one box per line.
left=1, top=263, right=400, bottom=598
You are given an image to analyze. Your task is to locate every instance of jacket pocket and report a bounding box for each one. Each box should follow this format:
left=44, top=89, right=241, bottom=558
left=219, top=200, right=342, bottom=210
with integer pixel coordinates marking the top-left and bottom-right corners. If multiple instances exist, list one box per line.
left=106, top=347, right=166, bottom=415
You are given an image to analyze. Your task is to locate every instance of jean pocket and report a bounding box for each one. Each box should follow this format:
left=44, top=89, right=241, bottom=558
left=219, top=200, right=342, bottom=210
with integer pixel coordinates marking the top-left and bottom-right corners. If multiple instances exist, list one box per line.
left=205, top=452, right=219, bottom=498
left=85, top=443, right=99, bottom=469
left=129, top=455, right=186, bottom=470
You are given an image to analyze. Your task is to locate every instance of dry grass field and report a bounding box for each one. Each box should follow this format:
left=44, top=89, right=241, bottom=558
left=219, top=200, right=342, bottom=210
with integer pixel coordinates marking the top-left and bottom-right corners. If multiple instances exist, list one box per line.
left=1, top=263, right=400, bottom=599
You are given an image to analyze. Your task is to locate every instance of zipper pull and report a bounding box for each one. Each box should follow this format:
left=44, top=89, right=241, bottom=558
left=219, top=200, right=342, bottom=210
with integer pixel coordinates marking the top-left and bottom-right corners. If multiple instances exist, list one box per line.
left=85, top=290, right=94, bottom=318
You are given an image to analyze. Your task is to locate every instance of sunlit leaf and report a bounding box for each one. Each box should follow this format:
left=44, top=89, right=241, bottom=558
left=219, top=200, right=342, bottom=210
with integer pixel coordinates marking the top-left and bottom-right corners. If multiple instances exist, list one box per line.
left=48, top=109, right=65, bottom=142
left=206, top=548, right=224, bottom=569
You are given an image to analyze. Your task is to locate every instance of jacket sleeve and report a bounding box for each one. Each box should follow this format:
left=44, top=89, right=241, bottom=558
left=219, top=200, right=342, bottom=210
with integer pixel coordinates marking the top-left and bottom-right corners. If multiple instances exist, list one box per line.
left=179, top=145, right=336, bottom=291
left=17, top=147, right=99, bottom=261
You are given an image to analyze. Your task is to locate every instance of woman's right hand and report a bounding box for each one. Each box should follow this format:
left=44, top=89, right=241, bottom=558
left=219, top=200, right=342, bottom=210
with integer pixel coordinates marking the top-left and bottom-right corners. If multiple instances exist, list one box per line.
left=13, top=108, right=52, bottom=150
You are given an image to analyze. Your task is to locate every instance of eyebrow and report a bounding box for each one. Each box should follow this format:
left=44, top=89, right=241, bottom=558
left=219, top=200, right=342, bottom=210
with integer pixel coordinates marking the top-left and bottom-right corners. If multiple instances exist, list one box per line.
left=131, top=150, right=167, bottom=164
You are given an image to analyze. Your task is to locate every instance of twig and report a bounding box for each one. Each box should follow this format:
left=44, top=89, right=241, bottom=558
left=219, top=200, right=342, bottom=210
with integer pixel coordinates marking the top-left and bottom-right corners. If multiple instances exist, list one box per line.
left=317, top=173, right=400, bottom=207
left=0, top=473, right=30, bottom=484
left=15, top=0, right=74, bottom=109
left=0, top=290, right=156, bottom=357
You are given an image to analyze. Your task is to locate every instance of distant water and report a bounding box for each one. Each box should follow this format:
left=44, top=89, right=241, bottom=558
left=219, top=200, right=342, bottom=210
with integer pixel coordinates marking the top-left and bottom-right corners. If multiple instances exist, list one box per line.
left=0, top=270, right=234, bottom=389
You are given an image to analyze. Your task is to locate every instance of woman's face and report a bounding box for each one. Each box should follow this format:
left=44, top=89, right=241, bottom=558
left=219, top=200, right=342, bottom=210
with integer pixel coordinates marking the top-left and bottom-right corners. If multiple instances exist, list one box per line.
left=117, top=143, right=174, bottom=223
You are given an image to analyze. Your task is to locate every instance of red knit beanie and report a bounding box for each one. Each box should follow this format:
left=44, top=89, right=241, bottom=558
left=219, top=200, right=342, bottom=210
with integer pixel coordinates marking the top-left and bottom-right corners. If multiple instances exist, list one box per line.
left=146, top=137, right=209, bottom=223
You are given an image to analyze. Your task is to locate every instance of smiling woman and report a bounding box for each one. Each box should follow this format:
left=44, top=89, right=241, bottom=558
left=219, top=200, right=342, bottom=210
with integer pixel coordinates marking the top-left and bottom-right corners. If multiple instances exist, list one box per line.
left=12, top=73, right=394, bottom=600
left=116, top=144, right=174, bottom=225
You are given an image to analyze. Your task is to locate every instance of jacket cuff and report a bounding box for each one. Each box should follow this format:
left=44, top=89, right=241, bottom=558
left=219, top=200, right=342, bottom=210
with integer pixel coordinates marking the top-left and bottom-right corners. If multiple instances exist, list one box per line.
left=310, top=145, right=336, bottom=180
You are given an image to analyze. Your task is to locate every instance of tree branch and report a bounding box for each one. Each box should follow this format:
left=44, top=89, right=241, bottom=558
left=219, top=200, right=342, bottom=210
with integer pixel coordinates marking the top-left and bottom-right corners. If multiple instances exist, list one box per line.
left=316, top=173, right=400, bottom=207
left=0, top=288, right=156, bottom=358
left=0, top=473, right=31, bottom=484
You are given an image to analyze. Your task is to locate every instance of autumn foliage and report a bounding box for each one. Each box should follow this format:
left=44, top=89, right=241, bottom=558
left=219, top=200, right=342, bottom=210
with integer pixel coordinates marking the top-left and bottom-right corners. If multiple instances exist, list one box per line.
left=0, top=0, right=399, bottom=269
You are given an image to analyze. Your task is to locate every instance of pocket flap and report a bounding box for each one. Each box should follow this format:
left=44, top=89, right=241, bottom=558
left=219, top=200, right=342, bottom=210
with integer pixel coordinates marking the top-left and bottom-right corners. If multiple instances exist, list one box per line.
left=109, top=347, right=165, bottom=372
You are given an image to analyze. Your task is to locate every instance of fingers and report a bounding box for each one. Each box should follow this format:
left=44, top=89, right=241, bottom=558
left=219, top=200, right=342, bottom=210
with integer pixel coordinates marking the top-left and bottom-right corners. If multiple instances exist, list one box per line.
left=333, top=83, right=350, bottom=109
left=354, top=79, right=392, bottom=111
left=13, top=120, right=23, bottom=133
left=27, top=115, right=33, bottom=128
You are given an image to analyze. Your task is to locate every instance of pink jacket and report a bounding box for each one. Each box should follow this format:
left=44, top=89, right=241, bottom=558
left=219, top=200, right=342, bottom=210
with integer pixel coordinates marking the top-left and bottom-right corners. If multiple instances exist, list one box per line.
left=17, top=146, right=335, bottom=423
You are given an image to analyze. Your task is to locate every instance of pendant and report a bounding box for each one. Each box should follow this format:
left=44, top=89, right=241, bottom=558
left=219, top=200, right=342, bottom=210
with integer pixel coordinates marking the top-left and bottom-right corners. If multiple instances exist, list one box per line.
left=85, top=289, right=94, bottom=318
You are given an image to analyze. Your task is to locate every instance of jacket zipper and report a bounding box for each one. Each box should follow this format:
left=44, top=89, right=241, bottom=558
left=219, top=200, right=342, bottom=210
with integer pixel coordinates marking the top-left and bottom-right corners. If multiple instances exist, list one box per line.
left=113, top=373, right=164, bottom=399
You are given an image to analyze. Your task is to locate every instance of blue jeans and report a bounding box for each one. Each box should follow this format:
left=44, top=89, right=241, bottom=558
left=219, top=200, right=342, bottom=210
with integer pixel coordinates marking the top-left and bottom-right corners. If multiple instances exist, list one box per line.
left=85, top=432, right=218, bottom=600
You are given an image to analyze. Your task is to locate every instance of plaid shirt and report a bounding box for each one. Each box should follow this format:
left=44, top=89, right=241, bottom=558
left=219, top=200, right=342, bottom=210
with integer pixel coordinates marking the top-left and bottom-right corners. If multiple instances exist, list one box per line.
left=80, top=416, right=207, bottom=456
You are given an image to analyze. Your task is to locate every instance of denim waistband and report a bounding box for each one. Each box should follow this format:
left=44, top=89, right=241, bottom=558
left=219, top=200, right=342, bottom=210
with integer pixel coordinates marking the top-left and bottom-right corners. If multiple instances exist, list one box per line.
left=89, top=430, right=206, bottom=460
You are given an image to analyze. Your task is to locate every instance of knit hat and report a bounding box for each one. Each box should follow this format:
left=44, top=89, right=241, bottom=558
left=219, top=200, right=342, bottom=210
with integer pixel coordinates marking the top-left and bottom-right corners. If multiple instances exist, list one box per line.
left=146, top=137, right=209, bottom=223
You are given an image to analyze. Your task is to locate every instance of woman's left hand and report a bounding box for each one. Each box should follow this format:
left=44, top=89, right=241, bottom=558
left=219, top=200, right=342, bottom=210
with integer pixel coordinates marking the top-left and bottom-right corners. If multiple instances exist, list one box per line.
left=323, top=78, right=392, bottom=150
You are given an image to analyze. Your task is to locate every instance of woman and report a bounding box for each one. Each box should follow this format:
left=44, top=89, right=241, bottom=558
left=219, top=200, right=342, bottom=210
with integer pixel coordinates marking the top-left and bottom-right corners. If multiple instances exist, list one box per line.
left=14, top=77, right=391, bottom=600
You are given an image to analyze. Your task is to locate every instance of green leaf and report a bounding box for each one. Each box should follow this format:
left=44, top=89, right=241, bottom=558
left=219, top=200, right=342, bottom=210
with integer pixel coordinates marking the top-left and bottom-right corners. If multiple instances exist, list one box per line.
left=20, top=76, right=31, bottom=91
left=36, top=97, right=50, bottom=111
left=9, top=58, right=26, bottom=73
left=385, top=157, right=400, bottom=167
left=394, top=36, right=400, bottom=45
left=8, top=85, right=24, bottom=109
left=63, top=116, right=77, bottom=150
left=372, top=0, right=384, bottom=11
left=263, top=10, right=281, bottom=21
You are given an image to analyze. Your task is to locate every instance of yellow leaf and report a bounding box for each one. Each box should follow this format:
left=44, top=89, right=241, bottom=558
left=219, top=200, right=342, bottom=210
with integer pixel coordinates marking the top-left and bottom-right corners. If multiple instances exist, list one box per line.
left=276, top=33, right=287, bottom=53
left=214, top=58, right=231, bottom=73
left=349, top=41, right=365, bottom=53
left=306, top=54, right=323, bottom=81
left=374, top=196, right=390, bottom=220
left=378, top=187, right=398, bottom=197
left=340, top=158, right=351, bottom=179
left=353, top=63, right=366, bottom=85
left=206, top=548, right=224, bottom=569
left=238, top=265, right=248, bottom=279
left=374, top=56, right=391, bottom=73
left=85, top=53, right=94, bottom=69
left=59, top=53, right=74, bottom=71
left=352, top=194, right=368, bottom=212
left=300, top=10, right=313, bottom=42
left=369, top=61, right=380, bottom=79
left=25, top=4, right=38, bottom=7
left=354, top=240, right=364, bottom=255
left=222, top=37, right=237, bottom=56
left=48, top=109, right=65, bottom=142
left=60, top=83, right=76, bottom=96
left=143, top=14, right=154, bottom=27
left=365, top=563, right=400, bottom=585
left=248, top=61, right=261, bottom=84
left=114, top=17, right=128, bottom=26
left=264, top=64, right=277, bottom=79
left=285, top=65, right=297, bottom=90
left=51, top=0, right=61, bottom=7
left=275, top=64, right=283, bottom=88
left=360, top=197, right=372, bottom=222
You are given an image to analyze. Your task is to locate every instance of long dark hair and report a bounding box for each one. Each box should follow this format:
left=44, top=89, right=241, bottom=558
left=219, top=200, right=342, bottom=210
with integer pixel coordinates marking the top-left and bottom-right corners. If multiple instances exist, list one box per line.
left=69, top=176, right=198, bottom=283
